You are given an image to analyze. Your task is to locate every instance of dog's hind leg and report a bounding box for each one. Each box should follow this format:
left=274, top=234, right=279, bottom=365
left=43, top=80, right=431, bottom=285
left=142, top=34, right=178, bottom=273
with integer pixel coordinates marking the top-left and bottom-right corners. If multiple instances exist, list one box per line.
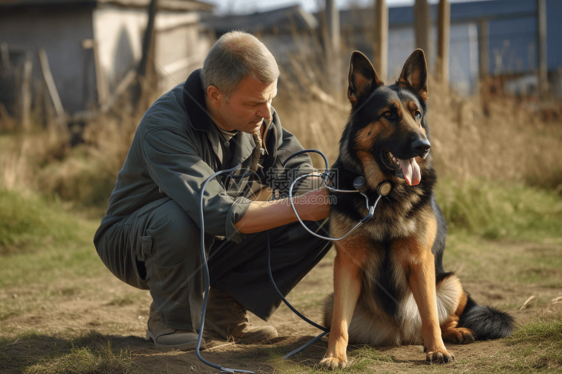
left=320, top=242, right=365, bottom=369
left=437, top=274, right=476, bottom=344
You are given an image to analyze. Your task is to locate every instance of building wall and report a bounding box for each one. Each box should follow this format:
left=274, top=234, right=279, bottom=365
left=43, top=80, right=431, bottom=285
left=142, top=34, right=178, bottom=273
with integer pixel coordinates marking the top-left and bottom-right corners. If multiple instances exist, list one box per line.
left=261, top=33, right=316, bottom=66
left=93, top=7, right=213, bottom=96
left=93, top=6, right=146, bottom=92
left=0, top=6, right=96, bottom=113
left=155, top=13, right=214, bottom=92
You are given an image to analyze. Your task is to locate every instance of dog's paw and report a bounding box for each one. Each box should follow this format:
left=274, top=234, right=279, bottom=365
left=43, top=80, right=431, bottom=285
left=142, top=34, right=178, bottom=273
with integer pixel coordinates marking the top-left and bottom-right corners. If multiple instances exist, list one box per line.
left=443, top=327, right=476, bottom=344
left=319, top=356, right=348, bottom=370
left=426, top=349, right=454, bottom=364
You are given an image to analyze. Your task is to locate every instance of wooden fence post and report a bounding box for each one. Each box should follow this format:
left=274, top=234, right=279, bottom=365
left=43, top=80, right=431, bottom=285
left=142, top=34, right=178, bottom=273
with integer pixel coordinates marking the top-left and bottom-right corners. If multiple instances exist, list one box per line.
left=82, top=39, right=110, bottom=107
left=1, top=43, right=10, bottom=70
left=478, top=19, right=489, bottom=80
left=436, top=0, right=450, bottom=87
left=414, top=0, right=431, bottom=68
left=537, top=0, right=548, bottom=99
left=38, top=48, right=66, bottom=129
left=374, top=0, right=388, bottom=82
left=478, top=19, right=490, bottom=115
left=325, top=0, right=342, bottom=95
left=20, top=51, right=33, bottom=131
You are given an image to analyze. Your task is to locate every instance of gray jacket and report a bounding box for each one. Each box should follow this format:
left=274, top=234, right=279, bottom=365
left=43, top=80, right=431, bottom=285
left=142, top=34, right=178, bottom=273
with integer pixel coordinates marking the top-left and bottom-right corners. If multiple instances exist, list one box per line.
left=94, top=69, right=314, bottom=248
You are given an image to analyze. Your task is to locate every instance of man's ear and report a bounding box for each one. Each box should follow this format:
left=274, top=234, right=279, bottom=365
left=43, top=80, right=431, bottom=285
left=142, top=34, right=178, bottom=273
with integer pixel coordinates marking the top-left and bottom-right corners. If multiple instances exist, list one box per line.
left=206, top=85, right=223, bottom=107
left=397, top=49, right=429, bottom=101
left=347, top=51, right=384, bottom=105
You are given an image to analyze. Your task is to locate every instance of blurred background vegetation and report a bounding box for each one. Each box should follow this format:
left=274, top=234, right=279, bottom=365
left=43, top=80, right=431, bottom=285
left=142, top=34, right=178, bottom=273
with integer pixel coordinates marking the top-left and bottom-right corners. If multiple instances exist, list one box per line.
left=1, top=66, right=561, bottom=244
left=0, top=0, right=560, bottom=245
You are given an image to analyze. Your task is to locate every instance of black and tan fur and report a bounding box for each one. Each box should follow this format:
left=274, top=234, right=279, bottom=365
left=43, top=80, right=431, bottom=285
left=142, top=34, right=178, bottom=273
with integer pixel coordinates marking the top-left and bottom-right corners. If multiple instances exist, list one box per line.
left=320, top=50, right=514, bottom=368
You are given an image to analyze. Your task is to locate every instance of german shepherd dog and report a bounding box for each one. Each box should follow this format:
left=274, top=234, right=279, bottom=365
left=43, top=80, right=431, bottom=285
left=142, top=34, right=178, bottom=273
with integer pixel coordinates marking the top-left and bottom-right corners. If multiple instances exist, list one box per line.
left=320, top=50, right=514, bottom=368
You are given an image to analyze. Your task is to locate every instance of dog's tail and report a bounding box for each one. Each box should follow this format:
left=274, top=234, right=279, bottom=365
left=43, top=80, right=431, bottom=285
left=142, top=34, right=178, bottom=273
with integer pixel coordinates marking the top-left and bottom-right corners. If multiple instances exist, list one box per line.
left=458, top=293, right=514, bottom=340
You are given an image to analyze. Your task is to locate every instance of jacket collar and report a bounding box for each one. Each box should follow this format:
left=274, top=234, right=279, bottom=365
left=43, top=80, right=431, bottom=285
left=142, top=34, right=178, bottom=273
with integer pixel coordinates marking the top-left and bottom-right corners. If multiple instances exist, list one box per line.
left=182, top=69, right=213, bottom=132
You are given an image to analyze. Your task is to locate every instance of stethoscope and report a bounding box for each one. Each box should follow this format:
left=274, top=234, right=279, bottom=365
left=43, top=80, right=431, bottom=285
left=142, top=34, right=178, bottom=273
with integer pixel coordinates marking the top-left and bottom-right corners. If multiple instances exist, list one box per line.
left=195, top=148, right=392, bottom=373
left=284, top=149, right=392, bottom=241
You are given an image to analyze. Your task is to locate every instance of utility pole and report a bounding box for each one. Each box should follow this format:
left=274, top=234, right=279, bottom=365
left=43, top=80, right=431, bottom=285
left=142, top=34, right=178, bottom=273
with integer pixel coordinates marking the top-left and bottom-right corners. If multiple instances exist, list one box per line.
left=325, top=0, right=342, bottom=95
left=478, top=19, right=489, bottom=80
left=414, top=0, right=431, bottom=69
left=374, top=0, right=388, bottom=82
left=135, top=0, right=159, bottom=111
left=536, top=0, right=548, bottom=99
left=478, top=19, right=490, bottom=115
left=436, top=0, right=450, bottom=87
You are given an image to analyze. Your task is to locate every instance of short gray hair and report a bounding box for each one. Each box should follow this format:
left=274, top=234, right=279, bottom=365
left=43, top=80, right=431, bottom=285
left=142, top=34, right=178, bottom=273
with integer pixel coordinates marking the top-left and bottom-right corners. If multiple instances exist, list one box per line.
left=201, top=31, right=280, bottom=98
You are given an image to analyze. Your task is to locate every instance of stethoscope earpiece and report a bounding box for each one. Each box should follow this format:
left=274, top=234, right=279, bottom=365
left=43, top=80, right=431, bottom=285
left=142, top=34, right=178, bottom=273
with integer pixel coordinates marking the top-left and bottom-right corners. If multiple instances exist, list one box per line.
left=353, top=176, right=368, bottom=194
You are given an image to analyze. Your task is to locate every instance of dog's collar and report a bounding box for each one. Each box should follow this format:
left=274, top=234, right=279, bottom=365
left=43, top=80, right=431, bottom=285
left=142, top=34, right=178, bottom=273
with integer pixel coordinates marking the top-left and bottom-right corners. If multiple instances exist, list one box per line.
left=339, top=163, right=392, bottom=197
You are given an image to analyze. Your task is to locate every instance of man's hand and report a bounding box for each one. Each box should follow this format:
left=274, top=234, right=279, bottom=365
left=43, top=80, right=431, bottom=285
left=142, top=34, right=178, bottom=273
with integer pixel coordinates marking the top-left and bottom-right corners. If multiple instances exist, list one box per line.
left=234, top=187, right=331, bottom=234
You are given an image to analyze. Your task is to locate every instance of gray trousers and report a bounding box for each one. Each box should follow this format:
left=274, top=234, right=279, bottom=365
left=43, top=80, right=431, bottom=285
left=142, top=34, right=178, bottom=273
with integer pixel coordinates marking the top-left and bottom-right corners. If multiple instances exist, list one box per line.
left=95, top=197, right=331, bottom=332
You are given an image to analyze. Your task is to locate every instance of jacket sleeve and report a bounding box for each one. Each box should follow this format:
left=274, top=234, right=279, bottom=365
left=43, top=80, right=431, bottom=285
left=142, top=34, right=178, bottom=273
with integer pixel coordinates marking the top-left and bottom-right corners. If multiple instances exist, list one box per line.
left=142, top=127, right=252, bottom=243
left=267, top=111, right=322, bottom=197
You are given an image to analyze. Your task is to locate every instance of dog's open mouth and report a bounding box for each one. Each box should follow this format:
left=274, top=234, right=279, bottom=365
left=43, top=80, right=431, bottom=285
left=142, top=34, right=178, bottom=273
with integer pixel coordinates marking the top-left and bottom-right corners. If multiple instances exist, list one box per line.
left=382, top=150, right=421, bottom=186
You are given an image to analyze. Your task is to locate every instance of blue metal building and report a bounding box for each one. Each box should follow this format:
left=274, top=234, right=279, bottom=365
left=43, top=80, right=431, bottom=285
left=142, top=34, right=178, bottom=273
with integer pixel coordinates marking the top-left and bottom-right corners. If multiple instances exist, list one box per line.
left=341, top=0, right=561, bottom=95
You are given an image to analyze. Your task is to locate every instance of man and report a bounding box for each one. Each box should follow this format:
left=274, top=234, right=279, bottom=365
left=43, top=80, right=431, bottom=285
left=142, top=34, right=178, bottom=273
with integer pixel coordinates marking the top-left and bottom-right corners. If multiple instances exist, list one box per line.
left=94, top=31, right=332, bottom=350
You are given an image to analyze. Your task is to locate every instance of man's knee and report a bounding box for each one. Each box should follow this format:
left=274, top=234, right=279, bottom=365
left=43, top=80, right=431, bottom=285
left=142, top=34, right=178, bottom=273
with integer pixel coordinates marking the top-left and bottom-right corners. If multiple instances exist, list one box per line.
left=143, top=200, right=200, bottom=267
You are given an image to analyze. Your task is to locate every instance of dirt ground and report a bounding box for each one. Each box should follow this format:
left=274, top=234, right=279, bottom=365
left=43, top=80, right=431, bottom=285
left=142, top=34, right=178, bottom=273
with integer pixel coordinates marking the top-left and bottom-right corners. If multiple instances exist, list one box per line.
left=2, top=240, right=562, bottom=373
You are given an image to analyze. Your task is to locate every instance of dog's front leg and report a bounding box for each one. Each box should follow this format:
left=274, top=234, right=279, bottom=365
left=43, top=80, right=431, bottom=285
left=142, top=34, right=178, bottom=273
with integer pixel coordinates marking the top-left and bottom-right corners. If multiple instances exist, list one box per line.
left=320, top=246, right=363, bottom=369
left=408, top=249, right=454, bottom=364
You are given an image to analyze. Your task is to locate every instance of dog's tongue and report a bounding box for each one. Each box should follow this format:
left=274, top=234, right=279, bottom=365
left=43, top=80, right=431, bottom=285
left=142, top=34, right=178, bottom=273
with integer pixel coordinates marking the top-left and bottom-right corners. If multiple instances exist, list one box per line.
left=398, top=158, right=421, bottom=186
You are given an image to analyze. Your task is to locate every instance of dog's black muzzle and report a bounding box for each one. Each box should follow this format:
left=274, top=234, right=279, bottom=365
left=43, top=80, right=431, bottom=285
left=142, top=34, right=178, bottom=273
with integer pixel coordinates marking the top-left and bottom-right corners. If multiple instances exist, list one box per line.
left=412, top=138, right=431, bottom=159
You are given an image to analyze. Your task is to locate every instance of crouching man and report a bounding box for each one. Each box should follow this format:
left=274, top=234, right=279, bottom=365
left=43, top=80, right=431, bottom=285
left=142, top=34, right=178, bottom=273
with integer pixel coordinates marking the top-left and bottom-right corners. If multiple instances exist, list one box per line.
left=94, top=31, right=331, bottom=350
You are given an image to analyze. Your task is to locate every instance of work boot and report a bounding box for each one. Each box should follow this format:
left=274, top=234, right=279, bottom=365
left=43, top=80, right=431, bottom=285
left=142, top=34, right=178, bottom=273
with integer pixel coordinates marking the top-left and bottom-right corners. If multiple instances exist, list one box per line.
left=204, top=288, right=278, bottom=344
left=145, top=302, right=205, bottom=350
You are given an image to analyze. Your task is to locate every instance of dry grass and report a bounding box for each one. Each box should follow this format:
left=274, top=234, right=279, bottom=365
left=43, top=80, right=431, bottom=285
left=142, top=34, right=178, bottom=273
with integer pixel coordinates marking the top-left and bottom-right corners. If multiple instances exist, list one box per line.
left=274, top=71, right=562, bottom=190
left=0, top=47, right=561, bottom=216
left=0, top=100, right=139, bottom=215
left=261, top=29, right=562, bottom=189
left=427, top=80, right=562, bottom=186
left=1, top=331, right=139, bottom=374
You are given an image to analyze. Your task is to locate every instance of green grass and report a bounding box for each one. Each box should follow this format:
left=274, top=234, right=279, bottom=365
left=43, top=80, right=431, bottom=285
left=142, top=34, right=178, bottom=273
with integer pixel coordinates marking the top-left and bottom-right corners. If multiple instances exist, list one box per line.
left=510, top=317, right=562, bottom=344
left=0, top=237, right=102, bottom=289
left=0, top=179, right=561, bottom=373
left=486, top=318, right=562, bottom=372
left=434, top=179, right=562, bottom=286
left=436, top=178, right=562, bottom=241
left=0, top=189, right=86, bottom=255
left=0, top=331, right=140, bottom=374
left=442, top=231, right=562, bottom=287
left=264, top=344, right=395, bottom=374
left=0, top=189, right=102, bottom=288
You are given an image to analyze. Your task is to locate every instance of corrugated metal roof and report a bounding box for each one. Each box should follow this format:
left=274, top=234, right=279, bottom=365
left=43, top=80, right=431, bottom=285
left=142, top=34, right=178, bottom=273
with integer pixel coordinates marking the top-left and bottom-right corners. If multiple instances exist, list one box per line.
left=201, top=4, right=318, bottom=34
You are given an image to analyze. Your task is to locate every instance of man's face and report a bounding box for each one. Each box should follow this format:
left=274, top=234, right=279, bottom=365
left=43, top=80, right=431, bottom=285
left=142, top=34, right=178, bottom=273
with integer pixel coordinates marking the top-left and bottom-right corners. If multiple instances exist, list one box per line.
left=209, top=77, right=277, bottom=134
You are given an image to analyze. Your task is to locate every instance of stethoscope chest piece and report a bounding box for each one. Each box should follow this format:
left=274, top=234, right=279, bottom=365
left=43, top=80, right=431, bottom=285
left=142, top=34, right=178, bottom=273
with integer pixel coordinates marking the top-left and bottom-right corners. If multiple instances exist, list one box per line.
left=377, top=181, right=392, bottom=197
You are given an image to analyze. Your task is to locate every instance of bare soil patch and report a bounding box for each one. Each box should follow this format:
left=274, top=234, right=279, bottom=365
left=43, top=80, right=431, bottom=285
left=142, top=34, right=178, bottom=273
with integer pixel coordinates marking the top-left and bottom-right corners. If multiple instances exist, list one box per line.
left=2, top=241, right=562, bottom=373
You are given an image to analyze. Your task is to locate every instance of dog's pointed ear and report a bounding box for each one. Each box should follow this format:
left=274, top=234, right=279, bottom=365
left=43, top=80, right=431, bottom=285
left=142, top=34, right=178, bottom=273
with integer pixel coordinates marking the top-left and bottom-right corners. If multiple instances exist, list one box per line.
left=398, top=49, right=429, bottom=101
left=347, top=51, right=383, bottom=105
